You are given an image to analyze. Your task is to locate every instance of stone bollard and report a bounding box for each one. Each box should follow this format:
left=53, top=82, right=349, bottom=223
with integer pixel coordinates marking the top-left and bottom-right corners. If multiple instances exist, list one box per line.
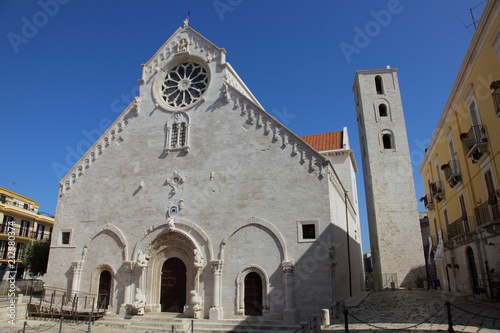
left=322, top=308, right=330, bottom=326
left=390, top=282, right=395, bottom=290
left=299, top=321, right=310, bottom=333
left=18, top=294, right=24, bottom=304
left=314, top=314, right=322, bottom=333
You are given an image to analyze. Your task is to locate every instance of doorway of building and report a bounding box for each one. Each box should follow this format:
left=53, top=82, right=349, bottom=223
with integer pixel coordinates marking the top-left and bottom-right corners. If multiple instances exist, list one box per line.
left=98, top=270, right=112, bottom=309
left=467, top=247, right=480, bottom=294
left=244, top=272, right=263, bottom=316
left=160, top=257, right=187, bottom=312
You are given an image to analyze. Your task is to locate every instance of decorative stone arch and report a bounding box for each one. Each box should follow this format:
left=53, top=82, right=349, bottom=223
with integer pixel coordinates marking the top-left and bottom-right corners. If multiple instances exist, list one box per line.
left=235, top=265, right=270, bottom=315
left=84, top=223, right=129, bottom=261
left=143, top=229, right=202, bottom=313
left=132, top=218, right=214, bottom=263
left=221, top=217, right=288, bottom=262
left=89, top=263, right=116, bottom=308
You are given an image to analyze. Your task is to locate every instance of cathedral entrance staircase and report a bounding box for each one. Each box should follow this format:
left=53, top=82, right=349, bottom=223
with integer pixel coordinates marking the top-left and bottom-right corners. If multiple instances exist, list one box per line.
left=96, top=313, right=300, bottom=332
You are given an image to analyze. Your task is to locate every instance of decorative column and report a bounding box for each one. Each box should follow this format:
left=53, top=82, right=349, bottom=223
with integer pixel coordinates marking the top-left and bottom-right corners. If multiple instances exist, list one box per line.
left=70, top=261, right=84, bottom=296
left=282, top=260, right=297, bottom=324
left=120, top=260, right=135, bottom=315
left=209, top=260, right=223, bottom=320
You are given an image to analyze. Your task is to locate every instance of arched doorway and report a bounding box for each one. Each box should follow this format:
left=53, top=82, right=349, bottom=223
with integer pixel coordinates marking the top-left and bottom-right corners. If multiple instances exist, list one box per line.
left=466, top=247, right=479, bottom=294
left=160, top=257, right=187, bottom=312
left=98, top=270, right=112, bottom=309
left=244, top=272, right=263, bottom=316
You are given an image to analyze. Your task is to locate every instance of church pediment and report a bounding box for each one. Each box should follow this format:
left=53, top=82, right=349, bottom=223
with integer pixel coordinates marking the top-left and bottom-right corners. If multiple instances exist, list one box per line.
left=141, top=24, right=222, bottom=83
left=142, top=23, right=261, bottom=108
left=58, top=22, right=334, bottom=197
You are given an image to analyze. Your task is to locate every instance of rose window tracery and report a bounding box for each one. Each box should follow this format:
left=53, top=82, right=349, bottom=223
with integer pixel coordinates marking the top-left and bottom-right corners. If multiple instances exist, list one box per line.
left=161, top=63, right=208, bottom=109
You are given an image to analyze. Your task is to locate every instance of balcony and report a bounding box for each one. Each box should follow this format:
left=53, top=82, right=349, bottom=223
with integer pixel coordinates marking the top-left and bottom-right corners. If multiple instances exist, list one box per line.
left=430, top=181, right=444, bottom=202
left=441, top=160, right=461, bottom=188
left=447, top=215, right=477, bottom=246
left=460, top=125, right=488, bottom=163
left=0, top=224, right=52, bottom=241
left=420, top=195, right=434, bottom=210
left=475, top=200, right=500, bottom=235
left=491, top=80, right=500, bottom=117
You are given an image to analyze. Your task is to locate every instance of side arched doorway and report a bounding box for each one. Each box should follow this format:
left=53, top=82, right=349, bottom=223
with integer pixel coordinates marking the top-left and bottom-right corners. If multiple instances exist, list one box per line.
left=98, top=270, right=112, bottom=309
left=244, top=272, right=263, bottom=316
left=160, top=257, right=187, bottom=312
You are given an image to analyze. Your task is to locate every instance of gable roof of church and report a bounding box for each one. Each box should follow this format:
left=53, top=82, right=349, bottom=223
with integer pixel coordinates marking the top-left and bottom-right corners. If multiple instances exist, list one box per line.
left=300, top=131, right=343, bottom=152
left=58, top=23, right=345, bottom=197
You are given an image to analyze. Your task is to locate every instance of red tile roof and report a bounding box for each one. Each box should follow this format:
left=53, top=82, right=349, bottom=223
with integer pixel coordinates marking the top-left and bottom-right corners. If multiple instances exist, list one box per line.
left=300, top=131, right=343, bottom=152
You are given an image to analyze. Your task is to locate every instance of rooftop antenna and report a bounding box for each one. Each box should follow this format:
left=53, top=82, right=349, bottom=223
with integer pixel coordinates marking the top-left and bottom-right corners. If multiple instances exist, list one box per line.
left=469, top=1, right=486, bottom=31
left=11, top=181, right=16, bottom=191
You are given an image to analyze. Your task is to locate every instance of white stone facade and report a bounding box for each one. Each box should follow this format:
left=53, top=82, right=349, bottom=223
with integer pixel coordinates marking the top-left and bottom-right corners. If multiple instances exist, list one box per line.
left=45, top=24, right=364, bottom=323
left=353, top=69, right=425, bottom=290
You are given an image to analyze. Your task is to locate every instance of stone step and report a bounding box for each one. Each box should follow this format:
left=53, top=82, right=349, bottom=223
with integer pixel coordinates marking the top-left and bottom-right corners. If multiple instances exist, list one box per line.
left=95, top=314, right=299, bottom=333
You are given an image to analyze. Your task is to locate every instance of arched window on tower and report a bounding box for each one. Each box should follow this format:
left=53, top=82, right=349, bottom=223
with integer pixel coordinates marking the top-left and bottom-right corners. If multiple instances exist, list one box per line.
left=375, top=75, right=384, bottom=94
left=379, top=103, right=388, bottom=117
left=381, top=131, right=394, bottom=150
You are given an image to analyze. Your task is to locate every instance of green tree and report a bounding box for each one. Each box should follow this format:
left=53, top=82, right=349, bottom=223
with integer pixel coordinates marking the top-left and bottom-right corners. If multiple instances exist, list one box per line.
left=23, top=240, right=50, bottom=277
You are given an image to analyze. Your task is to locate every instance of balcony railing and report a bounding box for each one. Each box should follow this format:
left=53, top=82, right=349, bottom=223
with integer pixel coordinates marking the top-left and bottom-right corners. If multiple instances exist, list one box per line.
left=420, top=195, right=434, bottom=210
left=441, top=160, right=461, bottom=188
left=448, top=215, right=477, bottom=239
left=430, top=181, right=444, bottom=202
left=460, top=125, right=488, bottom=163
left=475, top=200, right=500, bottom=235
left=0, top=224, right=52, bottom=241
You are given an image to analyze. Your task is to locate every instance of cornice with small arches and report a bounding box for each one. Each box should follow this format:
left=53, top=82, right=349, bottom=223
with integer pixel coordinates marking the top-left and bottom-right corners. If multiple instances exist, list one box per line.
left=221, top=81, right=329, bottom=181
left=59, top=99, right=140, bottom=198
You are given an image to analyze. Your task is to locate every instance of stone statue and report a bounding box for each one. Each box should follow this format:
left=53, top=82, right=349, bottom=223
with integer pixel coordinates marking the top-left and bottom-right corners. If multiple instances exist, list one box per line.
left=167, top=217, right=176, bottom=230
left=137, top=250, right=148, bottom=268
left=194, top=248, right=203, bottom=268
left=190, top=290, right=202, bottom=319
left=133, top=288, right=146, bottom=315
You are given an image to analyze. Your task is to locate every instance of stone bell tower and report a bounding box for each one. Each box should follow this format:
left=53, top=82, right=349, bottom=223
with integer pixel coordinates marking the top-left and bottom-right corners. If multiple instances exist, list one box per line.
left=353, top=68, right=425, bottom=290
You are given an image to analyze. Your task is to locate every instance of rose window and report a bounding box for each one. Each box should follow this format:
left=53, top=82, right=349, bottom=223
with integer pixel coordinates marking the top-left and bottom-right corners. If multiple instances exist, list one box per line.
left=161, top=63, right=208, bottom=109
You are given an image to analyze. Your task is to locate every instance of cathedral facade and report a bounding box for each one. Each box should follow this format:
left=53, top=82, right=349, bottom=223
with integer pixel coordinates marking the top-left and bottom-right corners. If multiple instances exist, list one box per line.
left=45, top=23, right=364, bottom=323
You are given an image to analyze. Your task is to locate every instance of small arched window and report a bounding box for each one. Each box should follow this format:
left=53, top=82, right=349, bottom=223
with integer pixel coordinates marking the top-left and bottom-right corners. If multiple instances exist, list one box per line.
left=375, top=75, right=384, bottom=94
left=171, top=122, right=187, bottom=148
left=165, top=112, right=190, bottom=153
left=379, top=104, right=388, bottom=117
left=382, top=133, right=392, bottom=149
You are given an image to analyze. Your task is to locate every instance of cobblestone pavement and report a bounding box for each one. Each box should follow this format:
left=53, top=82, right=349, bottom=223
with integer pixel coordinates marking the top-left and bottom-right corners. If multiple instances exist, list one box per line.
left=3, top=290, right=500, bottom=332
left=326, top=289, right=500, bottom=332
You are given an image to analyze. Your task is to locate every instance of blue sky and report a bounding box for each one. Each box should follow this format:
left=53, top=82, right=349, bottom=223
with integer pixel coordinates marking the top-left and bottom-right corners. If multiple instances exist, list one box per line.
left=0, top=0, right=486, bottom=252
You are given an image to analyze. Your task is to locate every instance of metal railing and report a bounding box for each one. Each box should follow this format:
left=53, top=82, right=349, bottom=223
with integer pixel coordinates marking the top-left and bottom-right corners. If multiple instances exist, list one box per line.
left=441, top=160, right=461, bottom=187
left=420, top=195, right=434, bottom=210
left=430, top=181, right=444, bottom=201
left=27, top=287, right=107, bottom=321
left=447, top=215, right=477, bottom=239
left=461, top=125, right=488, bottom=159
left=491, top=83, right=500, bottom=116
left=475, top=201, right=500, bottom=226
left=0, top=224, right=52, bottom=241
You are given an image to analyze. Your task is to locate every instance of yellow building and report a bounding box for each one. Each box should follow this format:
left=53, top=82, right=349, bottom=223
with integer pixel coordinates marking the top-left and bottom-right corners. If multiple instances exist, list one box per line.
left=419, top=0, right=500, bottom=298
left=0, top=187, right=54, bottom=280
